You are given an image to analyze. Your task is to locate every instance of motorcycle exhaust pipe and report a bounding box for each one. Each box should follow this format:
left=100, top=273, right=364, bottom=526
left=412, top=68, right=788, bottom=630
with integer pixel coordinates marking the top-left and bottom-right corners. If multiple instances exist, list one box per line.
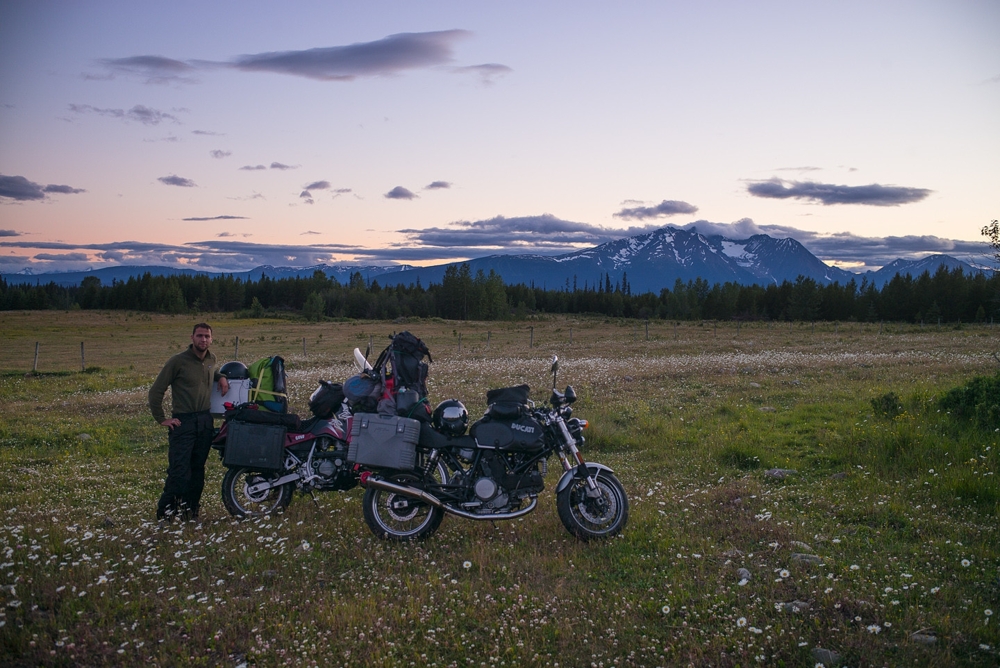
left=360, top=474, right=538, bottom=521
left=360, top=473, right=447, bottom=510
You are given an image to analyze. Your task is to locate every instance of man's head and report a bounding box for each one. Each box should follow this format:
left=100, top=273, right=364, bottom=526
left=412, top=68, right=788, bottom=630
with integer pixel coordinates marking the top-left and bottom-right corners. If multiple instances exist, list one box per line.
left=191, top=323, right=213, bottom=355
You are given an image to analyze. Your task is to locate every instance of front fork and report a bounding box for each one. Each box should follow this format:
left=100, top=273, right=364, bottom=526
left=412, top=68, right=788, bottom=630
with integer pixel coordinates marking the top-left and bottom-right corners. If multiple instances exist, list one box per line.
left=554, top=417, right=602, bottom=498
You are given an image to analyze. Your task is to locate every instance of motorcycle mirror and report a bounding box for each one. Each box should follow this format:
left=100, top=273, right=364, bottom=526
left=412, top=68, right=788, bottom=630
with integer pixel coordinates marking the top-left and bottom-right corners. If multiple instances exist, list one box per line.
left=550, top=355, right=559, bottom=388
left=565, top=385, right=576, bottom=404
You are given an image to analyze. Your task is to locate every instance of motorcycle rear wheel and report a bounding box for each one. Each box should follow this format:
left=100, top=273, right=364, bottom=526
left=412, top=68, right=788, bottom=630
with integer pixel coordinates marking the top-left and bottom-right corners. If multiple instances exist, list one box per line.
left=222, top=467, right=293, bottom=518
left=556, top=470, right=628, bottom=540
left=362, top=472, right=444, bottom=541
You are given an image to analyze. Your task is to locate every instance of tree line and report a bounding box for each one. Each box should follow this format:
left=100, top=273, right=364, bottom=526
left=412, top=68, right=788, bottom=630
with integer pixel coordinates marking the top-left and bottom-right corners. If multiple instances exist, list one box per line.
left=2, top=263, right=998, bottom=323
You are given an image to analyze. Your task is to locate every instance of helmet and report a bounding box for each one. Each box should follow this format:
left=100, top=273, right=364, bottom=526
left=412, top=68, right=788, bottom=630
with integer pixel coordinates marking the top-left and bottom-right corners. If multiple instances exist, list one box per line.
left=309, top=381, right=345, bottom=419
left=432, top=399, right=469, bottom=437
left=220, top=361, right=249, bottom=379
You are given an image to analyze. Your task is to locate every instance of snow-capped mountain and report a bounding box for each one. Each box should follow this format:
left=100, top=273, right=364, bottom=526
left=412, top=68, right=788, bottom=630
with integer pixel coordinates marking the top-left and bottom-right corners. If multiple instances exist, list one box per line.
left=377, top=227, right=860, bottom=292
left=863, top=254, right=983, bottom=287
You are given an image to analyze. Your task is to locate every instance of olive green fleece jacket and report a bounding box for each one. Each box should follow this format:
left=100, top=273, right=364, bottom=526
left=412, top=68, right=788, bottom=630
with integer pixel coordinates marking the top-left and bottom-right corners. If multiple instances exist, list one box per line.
left=148, top=345, right=222, bottom=423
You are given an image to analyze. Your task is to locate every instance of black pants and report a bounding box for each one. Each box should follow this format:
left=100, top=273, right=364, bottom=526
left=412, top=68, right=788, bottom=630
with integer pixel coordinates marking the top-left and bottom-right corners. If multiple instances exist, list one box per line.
left=158, top=411, right=214, bottom=519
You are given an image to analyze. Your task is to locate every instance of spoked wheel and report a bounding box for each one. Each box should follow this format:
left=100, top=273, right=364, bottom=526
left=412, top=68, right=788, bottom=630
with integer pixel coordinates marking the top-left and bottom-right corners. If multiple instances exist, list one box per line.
left=222, top=467, right=293, bottom=518
left=362, top=472, right=444, bottom=541
left=556, top=470, right=629, bottom=540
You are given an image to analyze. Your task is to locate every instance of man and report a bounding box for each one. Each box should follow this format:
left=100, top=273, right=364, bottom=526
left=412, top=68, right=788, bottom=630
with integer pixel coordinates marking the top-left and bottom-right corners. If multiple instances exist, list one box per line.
left=149, top=323, right=229, bottom=521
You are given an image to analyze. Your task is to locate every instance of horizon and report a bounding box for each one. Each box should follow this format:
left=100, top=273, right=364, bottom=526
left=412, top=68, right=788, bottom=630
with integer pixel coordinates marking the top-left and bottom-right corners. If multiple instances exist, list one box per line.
left=1, top=2, right=997, bottom=274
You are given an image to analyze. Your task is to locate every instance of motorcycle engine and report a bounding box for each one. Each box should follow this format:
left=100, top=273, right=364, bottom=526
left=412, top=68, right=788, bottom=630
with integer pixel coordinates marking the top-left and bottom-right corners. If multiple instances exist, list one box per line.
left=473, top=477, right=508, bottom=509
left=313, top=449, right=356, bottom=491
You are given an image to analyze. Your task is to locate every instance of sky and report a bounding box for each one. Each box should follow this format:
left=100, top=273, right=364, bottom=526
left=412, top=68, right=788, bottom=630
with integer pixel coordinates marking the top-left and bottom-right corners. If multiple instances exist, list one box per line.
left=1, top=0, right=998, bottom=275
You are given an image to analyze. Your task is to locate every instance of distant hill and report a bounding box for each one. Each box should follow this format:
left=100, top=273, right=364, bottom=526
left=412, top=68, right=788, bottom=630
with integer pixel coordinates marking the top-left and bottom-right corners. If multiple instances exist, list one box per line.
left=0, top=263, right=414, bottom=288
left=2, top=227, right=988, bottom=292
left=862, top=254, right=984, bottom=287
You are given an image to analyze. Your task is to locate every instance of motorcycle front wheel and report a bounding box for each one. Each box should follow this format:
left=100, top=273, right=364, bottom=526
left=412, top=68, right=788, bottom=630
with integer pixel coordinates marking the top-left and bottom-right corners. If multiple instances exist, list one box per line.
left=362, top=472, right=444, bottom=541
left=222, top=467, right=293, bottom=518
left=556, top=470, right=629, bottom=540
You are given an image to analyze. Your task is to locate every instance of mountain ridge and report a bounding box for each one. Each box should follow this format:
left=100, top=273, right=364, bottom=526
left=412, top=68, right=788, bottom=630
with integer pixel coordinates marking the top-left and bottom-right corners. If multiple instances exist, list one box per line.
left=3, top=227, right=987, bottom=290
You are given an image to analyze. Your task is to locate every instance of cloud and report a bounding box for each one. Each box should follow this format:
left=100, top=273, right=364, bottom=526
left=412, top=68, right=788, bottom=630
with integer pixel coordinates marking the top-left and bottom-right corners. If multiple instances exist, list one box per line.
left=299, top=191, right=314, bottom=205
left=302, top=231, right=321, bottom=235
left=270, top=162, right=296, bottom=170
left=425, top=181, right=451, bottom=190
left=183, top=215, right=248, bottom=221
left=97, top=55, right=198, bottom=84
left=332, top=188, right=353, bottom=198
left=98, top=30, right=503, bottom=87
left=0, top=229, right=22, bottom=236
left=240, top=164, right=267, bottom=171
left=385, top=186, right=417, bottom=200
left=210, top=150, right=231, bottom=159
left=0, top=175, right=86, bottom=201
left=34, top=252, right=89, bottom=262
left=192, top=130, right=224, bottom=136
left=614, top=199, right=698, bottom=220
left=42, top=184, right=86, bottom=195
left=399, top=214, right=665, bottom=252
left=303, top=180, right=331, bottom=190
left=746, top=178, right=931, bottom=206
left=69, top=103, right=180, bottom=125
left=452, top=63, right=512, bottom=85
left=230, top=30, right=470, bottom=81
left=158, top=175, right=196, bottom=187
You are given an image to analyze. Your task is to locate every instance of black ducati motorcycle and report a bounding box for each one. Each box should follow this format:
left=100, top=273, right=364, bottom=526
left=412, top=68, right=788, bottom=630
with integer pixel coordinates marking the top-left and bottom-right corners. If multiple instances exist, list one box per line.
left=356, top=356, right=629, bottom=541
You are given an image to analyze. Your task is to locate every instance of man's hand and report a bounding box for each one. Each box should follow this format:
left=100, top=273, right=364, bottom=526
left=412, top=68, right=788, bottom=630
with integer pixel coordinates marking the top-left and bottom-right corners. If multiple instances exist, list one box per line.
left=218, top=376, right=230, bottom=395
left=161, top=418, right=181, bottom=430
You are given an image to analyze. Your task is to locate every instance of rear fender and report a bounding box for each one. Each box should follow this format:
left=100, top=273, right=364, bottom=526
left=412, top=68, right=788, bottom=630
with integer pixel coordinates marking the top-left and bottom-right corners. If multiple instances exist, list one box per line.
left=555, top=462, right=614, bottom=494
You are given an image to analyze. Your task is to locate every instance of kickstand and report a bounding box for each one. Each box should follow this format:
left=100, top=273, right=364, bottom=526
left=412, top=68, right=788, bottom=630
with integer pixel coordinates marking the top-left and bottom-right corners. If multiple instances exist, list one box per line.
left=307, top=490, right=319, bottom=509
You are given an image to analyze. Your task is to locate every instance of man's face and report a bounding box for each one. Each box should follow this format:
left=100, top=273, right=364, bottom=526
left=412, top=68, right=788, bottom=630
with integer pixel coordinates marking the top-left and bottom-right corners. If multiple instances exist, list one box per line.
left=191, top=327, right=213, bottom=352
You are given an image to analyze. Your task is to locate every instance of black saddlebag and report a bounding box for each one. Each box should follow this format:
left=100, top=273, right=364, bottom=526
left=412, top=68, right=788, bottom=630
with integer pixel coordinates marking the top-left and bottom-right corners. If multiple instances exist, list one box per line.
left=223, top=420, right=287, bottom=471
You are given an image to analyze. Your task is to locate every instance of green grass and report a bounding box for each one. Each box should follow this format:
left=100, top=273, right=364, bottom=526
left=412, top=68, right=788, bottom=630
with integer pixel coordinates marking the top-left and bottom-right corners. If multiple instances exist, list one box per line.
left=0, top=312, right=998, bottom=666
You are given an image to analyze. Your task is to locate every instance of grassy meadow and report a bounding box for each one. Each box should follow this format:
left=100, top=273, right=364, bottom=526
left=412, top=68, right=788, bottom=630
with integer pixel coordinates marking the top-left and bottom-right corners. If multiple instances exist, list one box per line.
left=0, top=310, right=998, bottom=667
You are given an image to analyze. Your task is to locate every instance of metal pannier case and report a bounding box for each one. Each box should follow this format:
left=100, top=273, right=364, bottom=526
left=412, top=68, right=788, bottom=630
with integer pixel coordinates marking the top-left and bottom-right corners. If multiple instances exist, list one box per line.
left=223, top=420, right=286, bottom=471
left=348, top=413, right=420, bottom=470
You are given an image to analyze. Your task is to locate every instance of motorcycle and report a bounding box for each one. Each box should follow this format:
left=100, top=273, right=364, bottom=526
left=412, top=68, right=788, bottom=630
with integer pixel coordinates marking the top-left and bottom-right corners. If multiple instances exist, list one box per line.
left=357, top=355, right=629, bottom=541
left=212, top=378, right=359, bottom=518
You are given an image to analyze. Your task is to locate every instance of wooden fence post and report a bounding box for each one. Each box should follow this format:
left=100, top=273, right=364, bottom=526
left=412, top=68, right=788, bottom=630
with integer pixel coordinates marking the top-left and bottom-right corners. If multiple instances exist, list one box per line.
left=235, top=336, right=240, bottom=359
left=33, top=342, right=39, bottom=373
left=487, top=331, right=491, bottom=350
left=458, top=333, right=462, bottom=352
left=530, top=327, right=534, bottom=348
left=674, top=322, right=678, bottom=341
left=303, top=337, right=307, bottom=357
left=645, top=320, right=649, bottom=341
left=569, top=328, right=573, bottom=344
left=80, top=341, right=85, bottom=372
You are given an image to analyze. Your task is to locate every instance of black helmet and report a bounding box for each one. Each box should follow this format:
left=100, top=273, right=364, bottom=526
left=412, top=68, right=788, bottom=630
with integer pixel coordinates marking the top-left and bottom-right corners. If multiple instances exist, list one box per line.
left=220, top=361, right=249, bottom=379
left=309, top=381, right=345, bottom=419
left=432, top=399, right=469, bottom=437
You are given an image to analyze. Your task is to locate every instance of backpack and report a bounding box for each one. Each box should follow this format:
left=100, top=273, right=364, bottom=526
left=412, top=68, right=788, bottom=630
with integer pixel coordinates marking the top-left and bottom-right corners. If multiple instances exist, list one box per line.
left=359, top=331, right=433, bottom=420
left=389, top=331, right=432, bottom=397
left=247, top=356, right=288, bottom=413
